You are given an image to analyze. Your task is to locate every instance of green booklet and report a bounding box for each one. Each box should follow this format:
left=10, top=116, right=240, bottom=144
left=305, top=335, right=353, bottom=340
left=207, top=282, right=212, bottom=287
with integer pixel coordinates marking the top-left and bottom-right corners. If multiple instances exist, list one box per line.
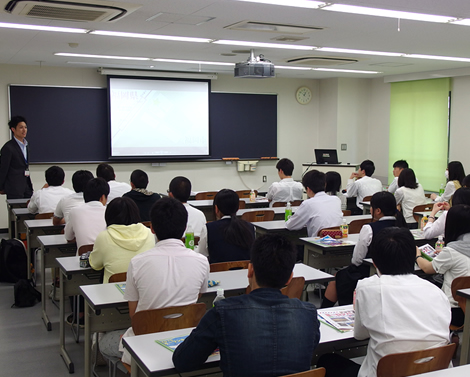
left=115, top=283, right=126, bottom=294
left=156, top=336, right=220, bottom=356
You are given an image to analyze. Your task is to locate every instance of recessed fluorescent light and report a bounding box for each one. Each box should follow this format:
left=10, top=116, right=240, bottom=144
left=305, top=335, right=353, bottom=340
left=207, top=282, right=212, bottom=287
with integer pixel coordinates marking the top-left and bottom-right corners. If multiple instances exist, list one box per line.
left=213, top=40, right=315, bottom=50
left=275, top=65, right=312, bottom=70
left=324, top=4, right=453, bottom=23
left=153, top=58, right=234, bottom=66
left=234, top=0, right=324, bottom=9
left=0, top=22, right=87, bottom=33
left=313, top=68, right=380, bottom=74
left=90, top=30, right=211, bottom=43
left=404, top=54, right=470, bottom=62
left=316, top=47, right=402, bottom=57
left=55, top=53, right=150, bottom=61
left=450, top=19, right=470, bottom=26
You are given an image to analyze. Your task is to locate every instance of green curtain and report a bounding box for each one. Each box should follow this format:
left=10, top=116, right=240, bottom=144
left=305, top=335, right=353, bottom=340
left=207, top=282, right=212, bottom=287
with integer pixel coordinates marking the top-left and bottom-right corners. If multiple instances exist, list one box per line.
left=389, top=78, right=450, bottom=191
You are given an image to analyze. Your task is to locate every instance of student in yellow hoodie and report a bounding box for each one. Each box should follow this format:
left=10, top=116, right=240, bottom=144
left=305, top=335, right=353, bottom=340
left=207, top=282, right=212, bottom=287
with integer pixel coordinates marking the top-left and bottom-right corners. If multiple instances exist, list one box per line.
left=89, top=197, right=155, bottom=283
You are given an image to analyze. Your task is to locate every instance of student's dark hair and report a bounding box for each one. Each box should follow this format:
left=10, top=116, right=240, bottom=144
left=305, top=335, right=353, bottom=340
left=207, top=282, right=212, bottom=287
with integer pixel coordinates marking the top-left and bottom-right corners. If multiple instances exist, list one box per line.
left=325, top=171, right=341, bottom=195
left=453, top=188, right=470, bottom=206
left=393, top=160, right=409, bottom=169
left=276, top=158, right=294, bottom=176
left=8, top=115, right=27, bottom=129
left=83, top=177, right=109, bottom=203
left=360, top=160, right=375, bottom=177
left=213, top=189, right=255, bottom=250
left=130, top=169, right=148, bottom=189
left=169, top=176, right=191, bottom=203
left=370, top=227, right=415, bottom=275
left=251, top=234, right=296, bottom=289
left=302, top=170, right=326, bottom=194
left=105, top=197, right=141, bottom=226
left=150, top=197, right=187, bottom=240
left=96, top=163, right=115, bottom=182
left=72, top=170, right=93, bottom=193
left=397, top=168, right=418, bottom=189
left=445, top=204, right=470, bottom=243
left=370, top=191, right=407, bottom=228
left=45, top=166, right=65, bottom=186
left=462, top=175, right=470, bottom=188
left=448, top=161, right=466, bottom=185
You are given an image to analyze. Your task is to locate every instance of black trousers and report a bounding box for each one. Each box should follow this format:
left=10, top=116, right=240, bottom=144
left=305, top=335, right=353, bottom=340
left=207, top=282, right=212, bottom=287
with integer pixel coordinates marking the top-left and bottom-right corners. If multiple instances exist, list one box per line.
left=317, top=353, right=361, bottom=377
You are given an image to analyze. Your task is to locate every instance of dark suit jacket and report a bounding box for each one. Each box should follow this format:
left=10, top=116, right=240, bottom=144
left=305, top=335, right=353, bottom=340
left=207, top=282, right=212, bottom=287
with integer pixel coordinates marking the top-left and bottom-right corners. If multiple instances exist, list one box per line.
left=0, top=138, right=33, bottom=198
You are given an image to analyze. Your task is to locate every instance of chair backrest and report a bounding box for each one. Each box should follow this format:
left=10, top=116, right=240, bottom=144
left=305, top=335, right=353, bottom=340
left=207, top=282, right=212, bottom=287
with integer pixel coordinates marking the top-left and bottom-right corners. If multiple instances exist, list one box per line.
left=412, top=204, right=435, bottom=222
left=131, top=303, right=207, bottom=336
left=342, top=210, right=351, bottom=216
left=35, top=212, right=54, bottom=219
left=236, top=190, right=258, bottom=199
left=245, top=276, right=305, bottom=299
left=376, top=343, right=455, bottom=377
left=349, top=218, right=372, bottom=234
left=78, top=244, right=94, bottom=256
left=239, top=200, right=246, bottom=209
left=195, top=191, right=218, bottom=200
left=281, top=367, right=326, bottom=377
left=140, top=221, right=151, bottom=228
left=108, top=272, right=127, bottom=283
left=272, top=200, right=303, bottom=207
left=451, top=276, right=470, bottom=313
left=362, top=195, right=372, bottom=202
left=241, top=210, right=275, bottom=222
left=210, top=260, right=250, bottom=273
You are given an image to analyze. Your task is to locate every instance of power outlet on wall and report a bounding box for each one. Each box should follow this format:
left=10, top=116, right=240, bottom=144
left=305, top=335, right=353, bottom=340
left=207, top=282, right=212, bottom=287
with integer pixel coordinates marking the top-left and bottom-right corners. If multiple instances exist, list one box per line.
left=263, top=175, right=267, bottom=182
left=341, top=144, right=347, bottom=151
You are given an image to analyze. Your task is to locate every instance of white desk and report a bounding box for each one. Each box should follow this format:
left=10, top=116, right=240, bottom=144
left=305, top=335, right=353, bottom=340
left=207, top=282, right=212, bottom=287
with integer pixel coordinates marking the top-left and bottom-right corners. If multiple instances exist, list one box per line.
left=457, top=288, right=470, bottom=365
left=6, top=198, right=28, bottom=238
left=11, top=207, right=35, bottom=239
left=412, top=365, right=470, bottom=377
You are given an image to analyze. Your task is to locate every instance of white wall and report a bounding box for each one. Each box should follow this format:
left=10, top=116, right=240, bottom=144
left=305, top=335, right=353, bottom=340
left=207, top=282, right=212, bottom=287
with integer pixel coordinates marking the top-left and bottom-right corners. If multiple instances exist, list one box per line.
left=449, top=76, right=470, bottom=170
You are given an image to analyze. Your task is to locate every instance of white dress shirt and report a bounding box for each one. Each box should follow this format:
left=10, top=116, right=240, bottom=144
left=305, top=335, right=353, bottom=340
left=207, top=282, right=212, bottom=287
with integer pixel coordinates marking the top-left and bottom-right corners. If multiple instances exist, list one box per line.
left=285, top=191, right=343, bottom=237
left=355, top=274, right=451, bottom=377
left=423, top=211, right=447, bottom=239
left=266, top=178, right=303, bottom=207
left=394, top=184, right=427, bottom=223
left=183, top=202, right=207, bottom=237
left=345, top=175, right=383, bottom=209
left=388, top=176, right=419, bottom=194
left=53, top=192, right=85, bottom=224
left=107, top=180, right=132, bottom=203
left=27, top=185, right=74, bottom=214
left=64, top=201, right=106, bottom=249
left=434, top=181, right=458, bottom=203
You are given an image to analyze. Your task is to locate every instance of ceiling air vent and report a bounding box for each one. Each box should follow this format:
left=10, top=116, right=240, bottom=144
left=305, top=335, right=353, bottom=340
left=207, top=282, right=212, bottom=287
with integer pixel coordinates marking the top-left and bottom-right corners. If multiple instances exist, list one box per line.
left=4, top=0, right=141, bottom=22
left=286, top=56, right=359, bottom=66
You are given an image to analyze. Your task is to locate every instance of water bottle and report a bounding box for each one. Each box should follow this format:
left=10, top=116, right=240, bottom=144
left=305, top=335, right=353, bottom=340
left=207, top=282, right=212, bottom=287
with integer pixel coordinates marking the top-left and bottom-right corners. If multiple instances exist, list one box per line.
left=249, top=189, right=256, bottom=203
left=340, top=219, right=349, bottom=238
left=421, top=215, right=428, bottom=230
left=439, top=184, right=445, bottom=196
left=185, top=225, right=195, bottom=250
left=285, top=202, right=292, bottom=221
left=212, top=288, right=225, bottom=307
left=435, top=235, right=444, bottom=254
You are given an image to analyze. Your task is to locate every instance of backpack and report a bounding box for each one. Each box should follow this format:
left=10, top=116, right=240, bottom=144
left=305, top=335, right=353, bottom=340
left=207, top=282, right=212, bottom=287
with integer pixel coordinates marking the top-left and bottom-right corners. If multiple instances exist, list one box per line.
left=0, top=238, right=28, bottom=283
left=12, top=279, right=41, bottom=308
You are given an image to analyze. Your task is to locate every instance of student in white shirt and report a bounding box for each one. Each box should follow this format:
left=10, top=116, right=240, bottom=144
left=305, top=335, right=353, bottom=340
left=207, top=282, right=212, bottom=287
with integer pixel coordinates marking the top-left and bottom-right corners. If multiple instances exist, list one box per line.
left=431, top=161, right=465, bottom=203
left=325, top=171, right=347, bottom=211
left=387, top=159, right=408, bottom=194
left=286, top=170, right=343, bottom=237
left=168, top=176, right=206, bottom=237
left=266, top=158, right=303, bottom=207
left=96, top=163, right=131, bottom=203
left=318, top=227, right=451, bottom=377
left=53, top=170, right=93, bottom=225
left=27, top=166, right=74, bottom=214
left=395, top=168, right=427, bottom=228
left=345, top=160, right=383, bottom=213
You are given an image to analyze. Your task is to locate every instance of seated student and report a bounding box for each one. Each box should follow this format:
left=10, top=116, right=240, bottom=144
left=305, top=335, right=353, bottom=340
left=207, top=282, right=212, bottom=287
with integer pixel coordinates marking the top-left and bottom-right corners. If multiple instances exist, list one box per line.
left=463, top=174, right=470, bottom=188
left=325, top=171, right=347, bottom=210
left=89, top=197, right=154, bottom=283
left=173, top=234, right=321, bottom=377
left=96, top=163, right=131, bottom=203
left=53, top=170, right=93, bottom=225
left=266, top=158, right=303, bottom=207
left=424, top=187, right=470, bottom=239
left=64, top=177, right=108, bottom=250
left=286, top=170, right=343, bottom=237
left=431, top=161, right=466, bottom=202
left=198, top=189, right=255, bottom=263
left=27, top=166, right=74, bottom=214
left=318, top=227, right=451, bottom=377
left=387, top=159, right=408, bottom=194
left=98, top=197, right=209, bottom=364
left=168, top=176, right=206, bottom=237
left=345, top=159, right=383, bottom=212
left=122, top=169, right=161, bottom=221
left=416, top=204, right=470, bottom=328
left=394, top=168, right=427, bottom=229
left=321, top=192, right=407, bottom=308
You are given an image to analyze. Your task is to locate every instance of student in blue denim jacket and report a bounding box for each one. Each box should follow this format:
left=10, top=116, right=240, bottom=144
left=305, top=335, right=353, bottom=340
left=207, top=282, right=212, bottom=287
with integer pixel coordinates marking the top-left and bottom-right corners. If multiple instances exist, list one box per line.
left=173, top=234, right=320, bottom=377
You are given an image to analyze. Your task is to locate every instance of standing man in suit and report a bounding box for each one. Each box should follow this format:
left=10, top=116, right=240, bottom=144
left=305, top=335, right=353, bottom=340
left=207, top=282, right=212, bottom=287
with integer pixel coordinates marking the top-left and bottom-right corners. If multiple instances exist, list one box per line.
left=0, top=116, right=33, bottom=199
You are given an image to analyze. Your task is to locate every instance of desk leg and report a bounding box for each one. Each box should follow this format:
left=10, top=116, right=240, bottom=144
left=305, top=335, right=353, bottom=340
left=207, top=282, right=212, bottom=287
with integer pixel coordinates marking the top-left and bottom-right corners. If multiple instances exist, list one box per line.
left=40, top=245, right=51, bottom=331
left=7, top=205, right=13, bottom=239
left=131, top=357, right=143, bottom=377
left=460, top=297, right=470, bottom=365
left=84, top=302, right=92, bottom=377
left=26, top=229, right=32, bottom=280
left=59, top=271, right=74, bottom=373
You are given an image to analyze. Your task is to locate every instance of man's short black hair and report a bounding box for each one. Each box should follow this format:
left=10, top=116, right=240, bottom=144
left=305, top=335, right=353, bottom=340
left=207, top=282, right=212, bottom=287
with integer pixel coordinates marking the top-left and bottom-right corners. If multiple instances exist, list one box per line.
left=45, top=166, right=65, bottom=187
left=462, top=175, right=470, bottom=188
left=130, top=169, right=149, bottom=189
left=301, top=170, right=326, bottom=194
left=360, top=160, right=375, bottom=177
left=72, top=170, right=94, bottom=193
left=84, top=177, right=109, bottom=203
left=96, top=163, right=115, bottom=182
left=8, top=116, right=27, bottom=129
left=251, top=234, right=296, bottom=289
left=169, top=176, right=191, bottom=203
left=393, top=160, right=409, bottom=169
left=105, top=197, right=141, bottom=226
left=150, top=197, right=188, bottom=240
left=370, top=227, right=415, bottom=275
left=276, top=158, right=294, bottom=176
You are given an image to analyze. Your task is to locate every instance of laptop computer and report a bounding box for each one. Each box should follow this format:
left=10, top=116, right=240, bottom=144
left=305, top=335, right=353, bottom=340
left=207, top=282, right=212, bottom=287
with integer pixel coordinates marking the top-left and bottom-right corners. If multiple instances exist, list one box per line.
left=314, top=149, right=341, bottom=164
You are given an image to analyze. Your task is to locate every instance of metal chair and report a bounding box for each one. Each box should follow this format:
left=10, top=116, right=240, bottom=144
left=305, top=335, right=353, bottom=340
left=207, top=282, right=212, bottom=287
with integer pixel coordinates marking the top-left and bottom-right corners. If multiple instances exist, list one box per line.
left=108, top=272, right=127, bottom=283
left=210, top=260, right=250, bottom=273
left=246, top=277, right=306, bottom=300
left=272, top=200, right=303, bottom=207
left=236, top=190, right=258, bottom=199
left=241, top=210, right=275, bottom=222
left=349, top=218, right=372, bottom=234
left=195, top=191, right=218, bottom=200
left=35, top=212, right=54, bottom=219
left=412, top=203, right=435, bottom=222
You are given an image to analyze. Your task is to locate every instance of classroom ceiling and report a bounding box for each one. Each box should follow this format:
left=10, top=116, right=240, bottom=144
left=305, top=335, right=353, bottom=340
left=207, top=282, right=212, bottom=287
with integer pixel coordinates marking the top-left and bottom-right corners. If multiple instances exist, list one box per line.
left=1, top=0, right=470, bottom=79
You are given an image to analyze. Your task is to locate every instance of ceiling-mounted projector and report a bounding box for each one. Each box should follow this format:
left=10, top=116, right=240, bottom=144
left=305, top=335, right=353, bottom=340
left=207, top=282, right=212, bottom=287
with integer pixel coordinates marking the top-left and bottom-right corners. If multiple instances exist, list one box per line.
left=234, top=49, right=275, bottom=78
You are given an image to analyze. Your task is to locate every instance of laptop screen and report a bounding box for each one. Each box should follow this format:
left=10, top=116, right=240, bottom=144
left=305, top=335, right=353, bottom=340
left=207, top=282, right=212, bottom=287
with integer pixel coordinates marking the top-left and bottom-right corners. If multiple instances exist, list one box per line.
left=314, top=149, right=339, bottom=164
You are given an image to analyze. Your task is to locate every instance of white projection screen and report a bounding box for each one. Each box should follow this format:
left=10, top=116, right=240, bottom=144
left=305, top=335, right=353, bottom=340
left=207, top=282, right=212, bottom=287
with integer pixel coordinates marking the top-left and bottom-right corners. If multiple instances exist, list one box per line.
left=108, top=77, right=210, bottom=158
